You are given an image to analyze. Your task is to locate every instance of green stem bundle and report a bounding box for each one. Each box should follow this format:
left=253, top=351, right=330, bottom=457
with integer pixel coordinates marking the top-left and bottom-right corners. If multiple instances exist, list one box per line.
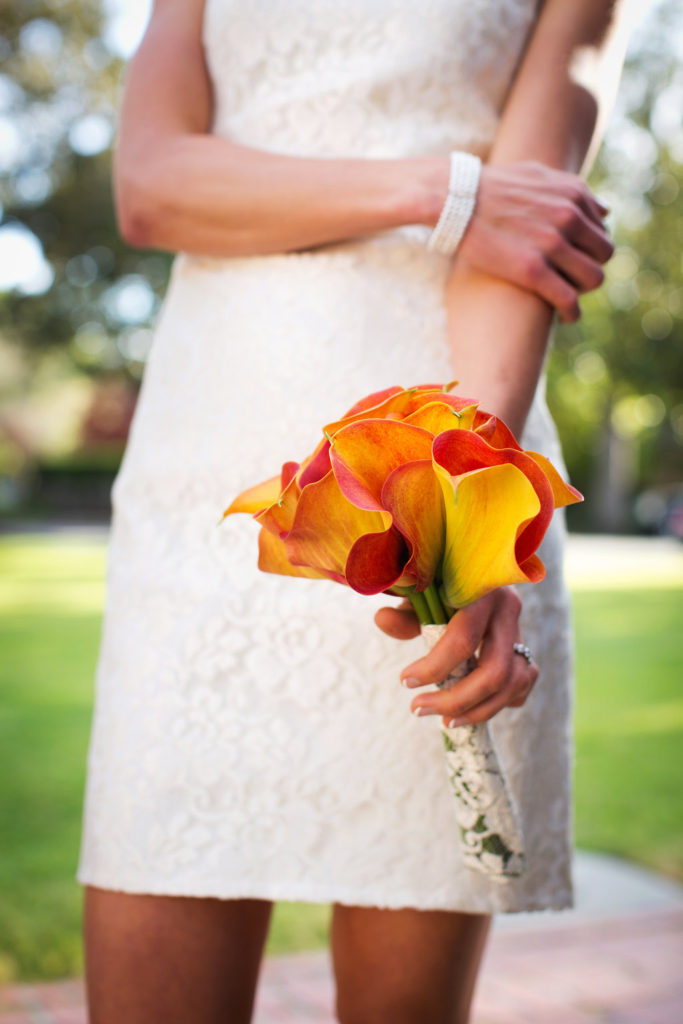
left=392, top=582, right=452, bottom=626
left=403, top=584, right=448, bottom=625
left=407, top=589, right=431, bottom=625
left=423, top=583, right=448, bottom=624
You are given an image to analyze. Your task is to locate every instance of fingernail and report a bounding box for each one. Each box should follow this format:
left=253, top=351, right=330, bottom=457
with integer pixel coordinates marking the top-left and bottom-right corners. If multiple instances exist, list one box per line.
left=447, top=717, right=468, bottom=728
left=412, top=704, right=437, bottom=717
left=401, top=676, right=421, bottom=688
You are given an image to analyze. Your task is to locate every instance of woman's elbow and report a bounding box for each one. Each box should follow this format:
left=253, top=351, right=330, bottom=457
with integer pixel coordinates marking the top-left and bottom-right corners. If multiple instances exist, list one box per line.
left=114, top=165, right=165, bottom=249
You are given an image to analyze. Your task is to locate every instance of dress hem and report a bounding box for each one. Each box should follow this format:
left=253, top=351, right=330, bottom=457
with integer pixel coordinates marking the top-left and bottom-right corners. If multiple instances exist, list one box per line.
left=76, top=869, right=573, bottom=916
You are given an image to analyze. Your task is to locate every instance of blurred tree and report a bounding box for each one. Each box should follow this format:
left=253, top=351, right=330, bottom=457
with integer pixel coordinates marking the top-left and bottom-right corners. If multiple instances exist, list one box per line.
left=549, top=144, right=683, bottom=528
left=0, top=0, right=169, bottom=378
left=547, top=0, right=683, bottom=531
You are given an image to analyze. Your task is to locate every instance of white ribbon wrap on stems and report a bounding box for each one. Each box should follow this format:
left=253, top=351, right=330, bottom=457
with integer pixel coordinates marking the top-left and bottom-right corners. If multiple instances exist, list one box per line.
left=421, top=623, right=525, bottom=880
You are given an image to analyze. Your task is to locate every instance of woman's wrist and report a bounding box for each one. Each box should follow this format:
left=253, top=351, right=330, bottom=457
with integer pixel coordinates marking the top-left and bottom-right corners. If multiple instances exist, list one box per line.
left=390, top=155, right=451, bottom=229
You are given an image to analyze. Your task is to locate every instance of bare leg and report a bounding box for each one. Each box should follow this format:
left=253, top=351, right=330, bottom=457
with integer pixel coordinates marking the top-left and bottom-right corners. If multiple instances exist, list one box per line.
left=331, top=904, right=491, bottom=1024
left=83, top=886, right=273, bottom=1024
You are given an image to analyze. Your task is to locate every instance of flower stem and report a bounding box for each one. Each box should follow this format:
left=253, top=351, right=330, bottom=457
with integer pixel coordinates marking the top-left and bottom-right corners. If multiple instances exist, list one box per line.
left=423, top=583, right=448, bottom=624
left=406, top=590, right=432, bottom=626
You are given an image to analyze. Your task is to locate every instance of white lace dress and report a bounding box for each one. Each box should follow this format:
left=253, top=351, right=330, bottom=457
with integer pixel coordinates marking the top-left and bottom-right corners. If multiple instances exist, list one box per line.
left=78, top=0, right=574, bottom=913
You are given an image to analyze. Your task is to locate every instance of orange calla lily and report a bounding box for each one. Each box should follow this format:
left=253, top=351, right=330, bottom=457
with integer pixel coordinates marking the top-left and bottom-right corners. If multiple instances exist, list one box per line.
left=403, top=400, right=478, bottom=435
left=284, top=470, right=390, bottom=577
left=224, top=473, right=282, bottom=516
left=257, top=527, right=337, bottom=582
left=380, top=460, right=445, bottom=591
left=330, top=419, right=434, bottom=510
left=322, top=381, right=458, bottom=435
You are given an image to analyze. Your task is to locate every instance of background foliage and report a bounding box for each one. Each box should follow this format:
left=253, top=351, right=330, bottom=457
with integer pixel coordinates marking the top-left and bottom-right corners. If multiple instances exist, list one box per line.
left=0, top=0, right=682, bottom=528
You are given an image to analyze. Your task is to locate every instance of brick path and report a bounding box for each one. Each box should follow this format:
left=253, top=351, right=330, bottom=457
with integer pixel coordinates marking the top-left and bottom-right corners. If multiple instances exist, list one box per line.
left=2, top=907, right=681, bottom=1023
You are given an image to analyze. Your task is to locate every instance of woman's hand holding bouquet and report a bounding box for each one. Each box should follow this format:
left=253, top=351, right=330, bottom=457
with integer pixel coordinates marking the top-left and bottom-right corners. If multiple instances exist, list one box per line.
left=224, top=382, right=581, bottom=877
left=376, top=585, right=537, bottom=727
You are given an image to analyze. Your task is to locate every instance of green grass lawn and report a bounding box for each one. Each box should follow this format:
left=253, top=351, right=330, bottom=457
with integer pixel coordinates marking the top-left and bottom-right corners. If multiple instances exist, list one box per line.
left=572, top=588, right=683, bottom=877
left=1, top=533, right=681, bottom=981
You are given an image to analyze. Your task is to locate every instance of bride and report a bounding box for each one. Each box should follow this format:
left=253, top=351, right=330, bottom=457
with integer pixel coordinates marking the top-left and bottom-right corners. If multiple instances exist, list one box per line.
left=79, top=1, right=629, bottom=1021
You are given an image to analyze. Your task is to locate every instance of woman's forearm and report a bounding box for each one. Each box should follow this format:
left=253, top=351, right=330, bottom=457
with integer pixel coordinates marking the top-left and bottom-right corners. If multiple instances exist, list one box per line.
left=446, top=274, right=552, bottom=438
left=117, top=137, right=447, bottom=255
left=114, top=1, right=448, bottom=255
left=447, top=0, right=631, bottom=435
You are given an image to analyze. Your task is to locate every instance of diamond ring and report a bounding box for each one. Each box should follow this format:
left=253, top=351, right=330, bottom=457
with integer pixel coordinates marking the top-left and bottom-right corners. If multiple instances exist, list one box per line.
left=513, top=642, right=533, bottom=666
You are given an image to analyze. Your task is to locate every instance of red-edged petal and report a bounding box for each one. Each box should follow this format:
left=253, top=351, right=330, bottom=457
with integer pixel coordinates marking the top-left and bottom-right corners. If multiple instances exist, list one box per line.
left=526, top=451, right=583, bottom=508
left=324, top=388, right=412, bottom=436
left=436, top=462, right=542, bottom=608
left=324, top=383, right=457, bottom=437
left=433, top=429, right=554, bottom=563
left=339, top=385, right=405, bottom=419
left=280, top=461, right=300, bottom=490
left=298, top=439, right=331, bottom=488
left=404, top=400, right=478, bottom=436
left=345, top=527, right=412, bottom=595
left=473, top=411, right=523, bottom=451
left=380, top=460, right=445, bottom=590
left=255, top=473, right=301, bottom=537
left=223, top=474, right=282, bottom=517
left=257, top=527, right=332, bottom=580
left=331, top=419, right=434, bottom=510
left=285, top=469, right=390, bottom=576
left=519, top=552, right=545, bottom=583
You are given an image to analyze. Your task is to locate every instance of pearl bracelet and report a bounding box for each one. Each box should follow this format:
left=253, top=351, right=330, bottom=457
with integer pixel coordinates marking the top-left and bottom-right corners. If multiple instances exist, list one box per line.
left=427, top=151, right=482, bottom=255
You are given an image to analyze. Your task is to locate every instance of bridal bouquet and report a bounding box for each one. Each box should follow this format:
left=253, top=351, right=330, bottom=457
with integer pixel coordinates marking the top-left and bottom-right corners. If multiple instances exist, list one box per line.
left=223, top=382, right=581, bottom=878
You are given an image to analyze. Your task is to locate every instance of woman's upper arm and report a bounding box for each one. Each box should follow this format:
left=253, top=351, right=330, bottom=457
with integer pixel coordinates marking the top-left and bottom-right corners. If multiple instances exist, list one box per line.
left=490, top=0, right=632, bottom=171
left=114, top=0, right=212, bottom=198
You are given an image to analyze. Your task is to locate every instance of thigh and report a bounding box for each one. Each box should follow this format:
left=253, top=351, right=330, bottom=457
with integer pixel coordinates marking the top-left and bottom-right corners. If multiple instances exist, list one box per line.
left=331, top=903, right=491, bottom=1024
left=83, top=886, right=273, bottom=1024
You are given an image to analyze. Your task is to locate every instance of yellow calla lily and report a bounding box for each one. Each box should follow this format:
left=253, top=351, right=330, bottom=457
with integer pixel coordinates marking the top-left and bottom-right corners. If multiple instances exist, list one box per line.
left=435, top=462, right=542, bottom=608
left=526, top=451, right=582, bottom=507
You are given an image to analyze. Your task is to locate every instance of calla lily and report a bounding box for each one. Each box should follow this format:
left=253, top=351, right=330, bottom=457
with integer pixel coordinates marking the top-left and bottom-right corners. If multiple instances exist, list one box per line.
left=223, top=382, right=583, bottom=615
left=323, top=381, right=456, bottom=433
left=224, top=473, right=282, bottom=516
left=331, top=419, right=434, bottom=510
left=379, top=460, right=446, bottom=591
left=257, top=527, right=334, bottom=581
left=285, top=469, right=390, bottom=577
left=432, top=429, right=580, bottom=566
left=435, top=461, right=543, bottom=607
left=403, top=400, right=478, bottom=435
